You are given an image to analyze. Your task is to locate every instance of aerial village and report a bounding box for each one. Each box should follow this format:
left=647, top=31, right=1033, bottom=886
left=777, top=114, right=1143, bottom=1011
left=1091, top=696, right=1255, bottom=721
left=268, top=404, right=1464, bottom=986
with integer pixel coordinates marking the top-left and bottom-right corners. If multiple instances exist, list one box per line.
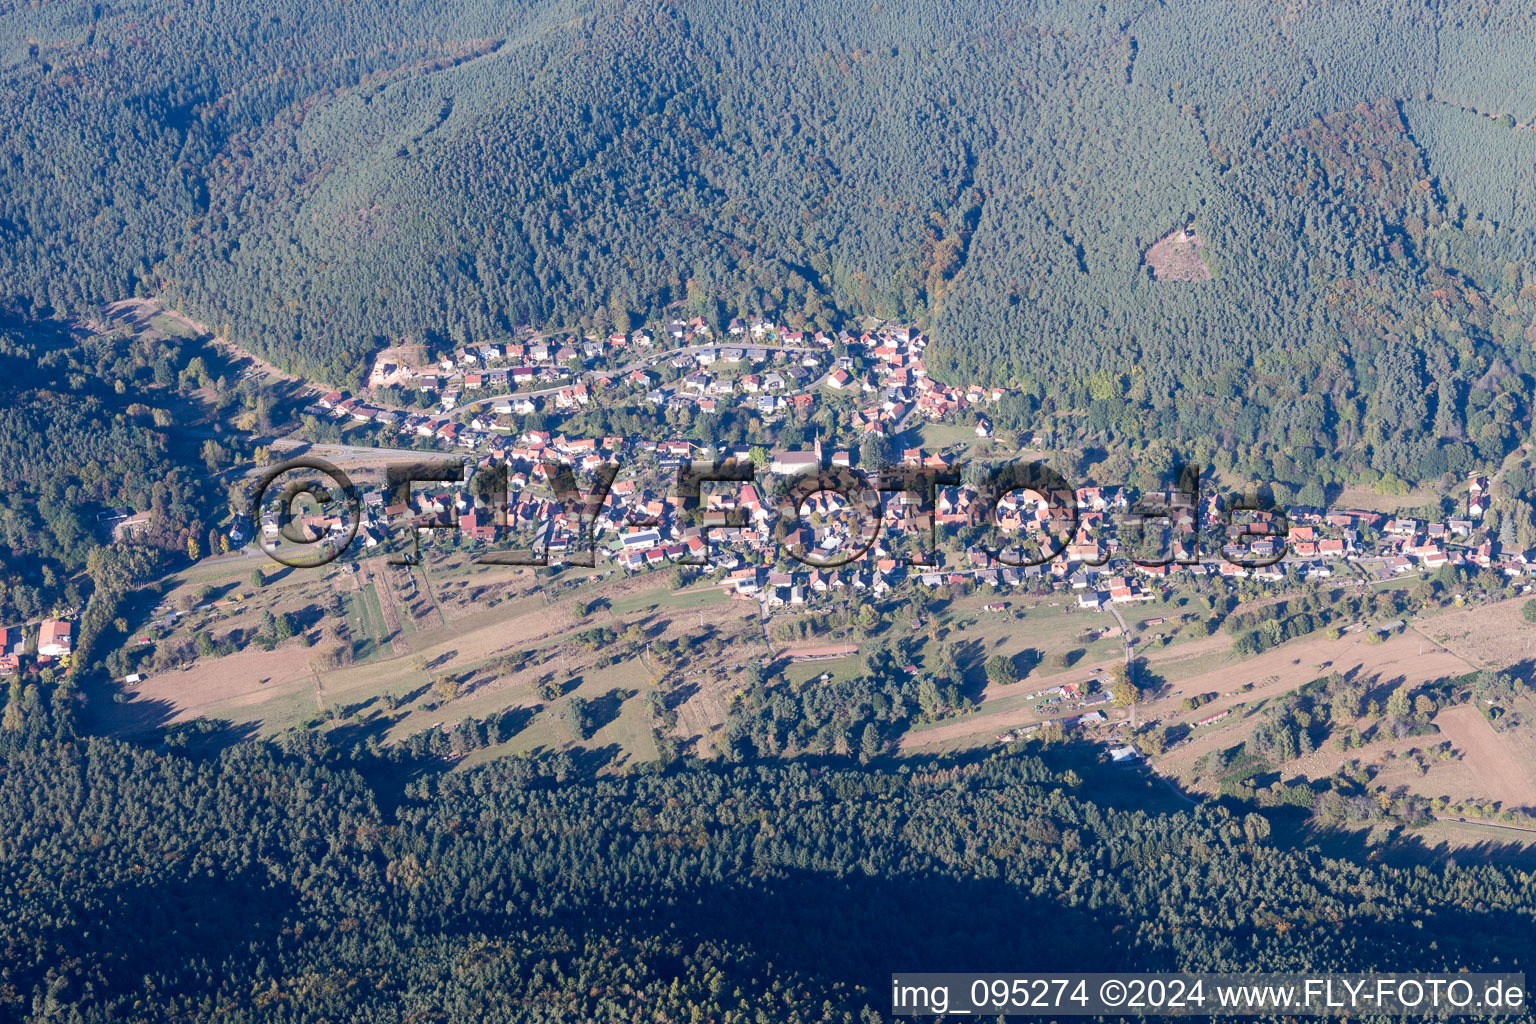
left=264, top=317, right=1525, bottom=625
left=5, top=317, right=1523, bottom=684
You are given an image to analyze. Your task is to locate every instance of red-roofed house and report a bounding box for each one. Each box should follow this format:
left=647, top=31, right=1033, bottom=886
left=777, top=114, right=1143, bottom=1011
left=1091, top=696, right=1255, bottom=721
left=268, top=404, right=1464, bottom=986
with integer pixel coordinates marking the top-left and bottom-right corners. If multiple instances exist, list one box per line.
left=38, top=619, right=72, bottom=658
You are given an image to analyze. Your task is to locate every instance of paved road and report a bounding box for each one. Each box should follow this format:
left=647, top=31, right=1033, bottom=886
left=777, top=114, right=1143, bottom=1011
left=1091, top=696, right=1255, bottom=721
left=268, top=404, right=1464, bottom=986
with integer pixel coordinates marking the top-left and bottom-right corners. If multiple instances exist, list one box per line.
left=1432, top=814, right=1536, bottom=836
left=362, top=342, right=829, bottom=414
left=117, top=297, right=830, bottom=418
left=328, top=342, right=829, bottom=417
left=447, top=381, right=580, bottom=412
left=270, top=439, right=446, bottom=461
left=124, top=296, right=853, bottom=455
left=404, top=341, right=831, bottom=415
left=893, top=402, right=923, bottom=435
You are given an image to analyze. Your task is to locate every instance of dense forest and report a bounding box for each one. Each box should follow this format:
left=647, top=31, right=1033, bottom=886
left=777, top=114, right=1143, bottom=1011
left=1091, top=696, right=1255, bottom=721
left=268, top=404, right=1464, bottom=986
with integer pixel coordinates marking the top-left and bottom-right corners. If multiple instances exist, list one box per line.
left=0, top=317, right=215, bottom=626
left=3, top=0, right=1536, bottom=483
left=2, top=697, right=1536, bottom=1021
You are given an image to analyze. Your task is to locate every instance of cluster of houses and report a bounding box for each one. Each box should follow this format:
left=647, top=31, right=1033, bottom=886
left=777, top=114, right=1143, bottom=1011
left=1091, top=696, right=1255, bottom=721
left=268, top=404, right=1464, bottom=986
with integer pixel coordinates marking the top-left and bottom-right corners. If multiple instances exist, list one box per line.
left=325, top=324, right=677, bottom=433
left=369, top=330, right=664, bottom=391
left=264, top=306, right=1522, bottom=620
left=310, top=320, right=1007, bottom=454
left=0, top=618, right=73, bottom=676
left=258, top=408, right=1521, bottom=622
left=653, top=322, right=1005, bottom=438
left=1056, top=474, right=1516, bottom=603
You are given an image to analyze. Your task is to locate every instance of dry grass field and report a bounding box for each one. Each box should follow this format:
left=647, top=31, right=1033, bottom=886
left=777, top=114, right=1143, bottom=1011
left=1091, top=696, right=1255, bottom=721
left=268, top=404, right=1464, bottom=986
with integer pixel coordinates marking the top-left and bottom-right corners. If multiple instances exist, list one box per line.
left=1416, top=597, right=1536, bottom=669
left=1331, top=484, right=1442, bottom=513
left=1156, top=628, right=1476, bottom=778
left=1430, top=704, right=1536, bottom=808
left=108, top=542, right=1536, bottom=817
left=1258, top=697, right=1536, bottom=816
left=113, top=555, right=762, bottom=760
left=903, top=608, right=1476, bottom=757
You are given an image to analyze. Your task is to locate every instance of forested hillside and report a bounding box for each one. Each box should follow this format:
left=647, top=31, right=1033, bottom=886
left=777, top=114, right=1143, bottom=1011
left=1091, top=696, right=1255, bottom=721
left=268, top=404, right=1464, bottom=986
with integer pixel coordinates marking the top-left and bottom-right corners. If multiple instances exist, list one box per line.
left=0, top=318, right=212, bottom=625
left=3, top=0, right=1536, bottom=481
left=2, top=708, right=1535, bottom=1021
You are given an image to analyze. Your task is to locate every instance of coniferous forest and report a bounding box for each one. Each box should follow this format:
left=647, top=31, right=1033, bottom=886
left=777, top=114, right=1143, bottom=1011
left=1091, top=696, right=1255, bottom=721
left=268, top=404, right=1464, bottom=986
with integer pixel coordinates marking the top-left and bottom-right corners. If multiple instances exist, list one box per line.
left=2, top=0, right=1536, bottom=482
left=5, top=0, right=1536, bottom=1019
left=3, top=707, right=1536, bottom=1022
